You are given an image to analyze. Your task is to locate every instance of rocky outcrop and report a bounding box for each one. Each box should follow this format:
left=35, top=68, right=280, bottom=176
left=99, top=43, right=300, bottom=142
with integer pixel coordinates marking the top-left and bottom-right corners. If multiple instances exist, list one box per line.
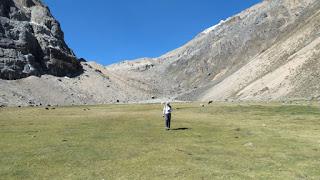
left=0, top=0, right=82, bottom=80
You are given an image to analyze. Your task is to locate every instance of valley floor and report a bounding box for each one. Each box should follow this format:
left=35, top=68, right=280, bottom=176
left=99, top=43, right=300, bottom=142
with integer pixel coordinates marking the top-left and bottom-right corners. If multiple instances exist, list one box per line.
left=0, top=103, right=320, bottom=179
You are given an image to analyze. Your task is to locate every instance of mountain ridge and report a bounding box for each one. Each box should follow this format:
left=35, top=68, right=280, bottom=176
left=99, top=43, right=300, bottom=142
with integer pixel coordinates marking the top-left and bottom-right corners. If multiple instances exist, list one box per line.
left=1, top=0, right=319, bottom=106
left=106, top=0, right=320, bottom=102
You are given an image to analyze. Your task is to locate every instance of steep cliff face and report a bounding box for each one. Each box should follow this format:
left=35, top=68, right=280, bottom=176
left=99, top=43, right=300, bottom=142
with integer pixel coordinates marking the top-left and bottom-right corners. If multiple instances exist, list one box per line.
left=0, top=0, right=82, bottom=80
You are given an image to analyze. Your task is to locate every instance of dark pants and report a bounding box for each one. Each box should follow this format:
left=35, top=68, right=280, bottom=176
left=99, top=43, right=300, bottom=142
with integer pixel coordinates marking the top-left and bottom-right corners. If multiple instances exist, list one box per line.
left=165, top=113, right=171, bottom=129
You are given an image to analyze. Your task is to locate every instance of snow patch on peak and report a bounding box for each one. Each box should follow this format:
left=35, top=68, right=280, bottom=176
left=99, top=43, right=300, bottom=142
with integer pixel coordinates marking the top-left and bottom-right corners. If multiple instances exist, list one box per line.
left=202, top=20, right=225, bottom=34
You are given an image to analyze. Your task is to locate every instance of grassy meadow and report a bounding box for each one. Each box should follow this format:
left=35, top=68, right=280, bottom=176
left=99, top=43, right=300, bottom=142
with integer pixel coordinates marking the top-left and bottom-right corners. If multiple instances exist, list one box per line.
left=0, top=102, right=320, bottom=179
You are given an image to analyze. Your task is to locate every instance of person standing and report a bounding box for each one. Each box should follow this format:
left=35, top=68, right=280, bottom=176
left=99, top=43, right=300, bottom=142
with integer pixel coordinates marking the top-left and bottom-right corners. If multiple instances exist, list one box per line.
left=163, top=102, right=172, bottom=130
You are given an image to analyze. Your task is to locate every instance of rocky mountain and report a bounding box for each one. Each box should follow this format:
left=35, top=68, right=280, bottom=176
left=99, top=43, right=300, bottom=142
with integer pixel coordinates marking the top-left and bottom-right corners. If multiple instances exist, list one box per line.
left=107, top=0, right=320, bottom=102
left=0, top=0, right=319, bottom=106
left=0, top=0, right=82, bottom=80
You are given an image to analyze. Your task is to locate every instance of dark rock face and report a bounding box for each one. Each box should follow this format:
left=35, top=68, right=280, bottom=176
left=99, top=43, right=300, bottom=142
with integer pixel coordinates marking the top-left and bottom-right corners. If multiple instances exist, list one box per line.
left=0, top=0, right=82, bottom=80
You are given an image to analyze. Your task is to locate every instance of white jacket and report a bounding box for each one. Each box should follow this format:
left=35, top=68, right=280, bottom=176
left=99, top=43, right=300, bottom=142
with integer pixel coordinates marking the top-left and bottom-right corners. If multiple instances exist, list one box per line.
left=163, top=105, right=172, bottom=114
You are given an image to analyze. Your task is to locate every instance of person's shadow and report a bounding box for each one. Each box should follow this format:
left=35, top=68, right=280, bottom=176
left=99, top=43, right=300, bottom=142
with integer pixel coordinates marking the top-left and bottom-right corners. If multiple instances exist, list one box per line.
left=170, top=128, right=190, bottom=131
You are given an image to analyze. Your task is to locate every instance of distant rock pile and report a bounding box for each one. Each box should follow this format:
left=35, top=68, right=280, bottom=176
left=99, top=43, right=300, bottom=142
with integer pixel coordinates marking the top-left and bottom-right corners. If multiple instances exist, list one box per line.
left=0, top=0, right=82, bottom=80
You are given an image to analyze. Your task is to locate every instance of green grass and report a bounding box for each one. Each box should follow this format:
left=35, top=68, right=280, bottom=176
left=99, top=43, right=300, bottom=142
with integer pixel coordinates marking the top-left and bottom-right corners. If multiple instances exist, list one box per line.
left=0, top=103, right=320, bottom=179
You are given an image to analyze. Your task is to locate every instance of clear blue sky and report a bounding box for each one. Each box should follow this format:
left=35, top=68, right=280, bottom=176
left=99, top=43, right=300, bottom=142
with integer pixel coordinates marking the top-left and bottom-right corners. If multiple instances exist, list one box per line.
left=43, top=0, right=261, bottom=65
